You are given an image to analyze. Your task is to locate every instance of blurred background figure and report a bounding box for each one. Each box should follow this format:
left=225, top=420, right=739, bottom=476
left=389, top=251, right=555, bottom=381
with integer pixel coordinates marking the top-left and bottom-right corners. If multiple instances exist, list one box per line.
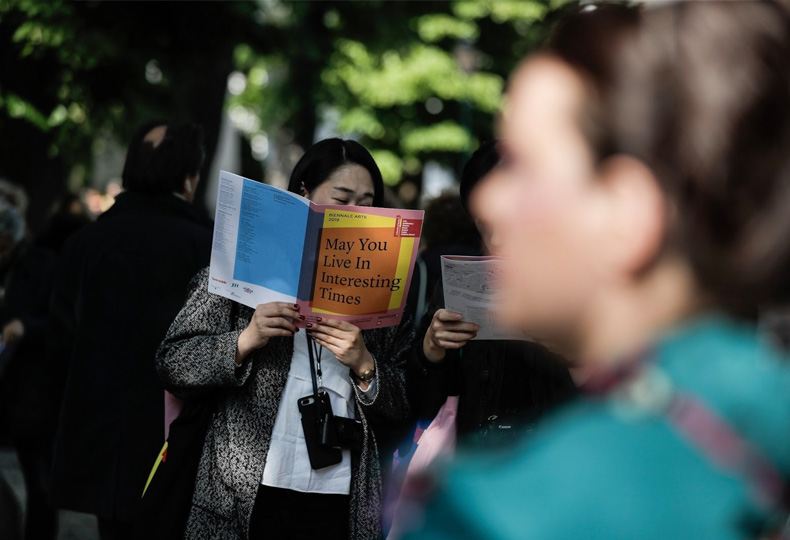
left=0, top=180, right=30, bottom=224
left=37, top=194, right=94, bottom=252
left=49, top=122, right=212, bottom=540
left=0, top=189, right=90, bottom=540
left=384, top=183, right=483, bottom=532
left=0, top=198, right=34, bottom=539
left=404, top=192, right=481, bottom=340
left=412, top=141, right=576, bottom=448
left=389, top=142, right=577, bottom=537
left=0, top=201, right=26, bottom=280
left=406, top=2, right=790, bottom=539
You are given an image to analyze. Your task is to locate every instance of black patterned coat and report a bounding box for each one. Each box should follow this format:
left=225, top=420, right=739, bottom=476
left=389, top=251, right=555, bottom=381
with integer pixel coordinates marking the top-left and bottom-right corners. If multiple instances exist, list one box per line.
left=156, top=268, right=413, bottom=539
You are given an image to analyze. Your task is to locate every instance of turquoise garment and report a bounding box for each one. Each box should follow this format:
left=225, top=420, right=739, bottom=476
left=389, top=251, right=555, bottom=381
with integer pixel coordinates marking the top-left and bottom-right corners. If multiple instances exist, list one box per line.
left=404, top=316, right=790, bottom=539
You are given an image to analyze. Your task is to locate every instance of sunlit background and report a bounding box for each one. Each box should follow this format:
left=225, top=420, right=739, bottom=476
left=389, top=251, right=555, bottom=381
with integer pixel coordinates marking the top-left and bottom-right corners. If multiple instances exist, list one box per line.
left=0, top=0, right=567, bottom=232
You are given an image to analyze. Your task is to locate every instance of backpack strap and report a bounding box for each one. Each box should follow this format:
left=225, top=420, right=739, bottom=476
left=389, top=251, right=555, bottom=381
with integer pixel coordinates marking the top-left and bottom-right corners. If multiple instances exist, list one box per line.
left=617, top=363, right=788, bottom=519
left=665, top=390, right=786, bottom=511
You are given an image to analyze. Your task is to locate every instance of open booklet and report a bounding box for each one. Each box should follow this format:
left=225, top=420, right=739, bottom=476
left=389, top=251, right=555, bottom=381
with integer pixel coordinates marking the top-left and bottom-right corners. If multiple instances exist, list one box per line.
left=209, top=171, right=424, bottom=329
left=441, top=255, right=523, bottom=340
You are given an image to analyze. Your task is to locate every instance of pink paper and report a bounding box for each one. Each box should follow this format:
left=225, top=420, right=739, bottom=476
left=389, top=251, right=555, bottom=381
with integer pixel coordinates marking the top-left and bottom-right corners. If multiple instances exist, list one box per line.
left=388, top=396, right=458, bottom=539
left=163, top=390, right=184, bottom=440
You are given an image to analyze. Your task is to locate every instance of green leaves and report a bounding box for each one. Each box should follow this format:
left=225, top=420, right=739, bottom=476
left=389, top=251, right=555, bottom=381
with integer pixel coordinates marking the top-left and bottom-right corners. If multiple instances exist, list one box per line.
left=417, top=14, right=478, bottom=43
left=454, top=0, right=547, bottom=22
left=401, top=121, right=474, bottom=155
left=310, top=1, right=536, bottom=187
left=337, top=108, right=386, bottom=140
left=1, top=0, right=560, bottom=195
left=3, top=93, right=49, bottom=130
left=308, top=1, right=556, bottom=186
left=370, top=149, right=402, bottom=186
left=328, top=40, right=502, bottom=111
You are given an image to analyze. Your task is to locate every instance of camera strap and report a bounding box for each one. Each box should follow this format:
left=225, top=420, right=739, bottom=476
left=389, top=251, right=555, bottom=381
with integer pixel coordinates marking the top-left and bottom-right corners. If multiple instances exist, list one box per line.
left=305, top=330, right=323, bottom=398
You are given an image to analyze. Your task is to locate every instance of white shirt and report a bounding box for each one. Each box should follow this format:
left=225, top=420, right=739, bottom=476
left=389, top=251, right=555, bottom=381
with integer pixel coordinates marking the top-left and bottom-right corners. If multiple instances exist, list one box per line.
left=261, top=329, right=360, bottom=494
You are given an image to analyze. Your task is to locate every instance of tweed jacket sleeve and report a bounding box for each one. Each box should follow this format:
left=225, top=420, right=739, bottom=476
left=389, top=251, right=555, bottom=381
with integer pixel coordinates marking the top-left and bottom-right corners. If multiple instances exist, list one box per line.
left=156, top=268, right=253, bottom=399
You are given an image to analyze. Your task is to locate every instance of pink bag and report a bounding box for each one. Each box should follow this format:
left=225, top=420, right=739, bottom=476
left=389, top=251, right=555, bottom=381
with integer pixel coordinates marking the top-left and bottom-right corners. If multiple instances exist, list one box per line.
left=405, top=396, right=458, bottom=474
left=164, top=390, right=184, bottom=440
left=387, top=396, right=458, bottom=539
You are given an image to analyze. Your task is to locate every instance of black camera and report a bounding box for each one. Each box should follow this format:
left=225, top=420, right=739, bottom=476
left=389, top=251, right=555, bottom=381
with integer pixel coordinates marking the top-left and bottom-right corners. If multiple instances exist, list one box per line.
left=298, top=391, right=363, bottom=470
left=322, top=413, right=364, bottom=450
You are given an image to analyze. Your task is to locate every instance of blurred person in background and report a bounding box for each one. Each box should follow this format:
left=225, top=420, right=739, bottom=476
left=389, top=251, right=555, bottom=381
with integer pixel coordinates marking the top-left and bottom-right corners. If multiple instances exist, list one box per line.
left=387, top=145, right=576, bottom=537
left=0, top=197, right=60, bottom=540
left=0, top=181, right=28, bottom=294
left=0, top=478, right=21, bottom=540
left=50, top=121, right=212, bottom=540
left=0, top=192, right=91, bottom=540
left=0, top=200, right=27, bottom=295
left=155, top=138, right=413, bottom=540
left=383, top=190, right=482, bottom=531
left=407, top=2, right=790, bottom=539
left=0, top=179, right=29, bottom=222
left=36, top=194, right=92, bottom=254
left=409, top=142, right=576, bottom=451
left=404, top=192, right=481, bottom=326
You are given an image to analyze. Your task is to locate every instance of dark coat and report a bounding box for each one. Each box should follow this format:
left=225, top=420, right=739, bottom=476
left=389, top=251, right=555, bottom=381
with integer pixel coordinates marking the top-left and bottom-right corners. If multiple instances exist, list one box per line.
left=50, top=192, right=212, bottom=521
left=409, top=282, right=577, bottom=447
left=155, top=268, right=414, bottom=540
left=0, top=242, right=58, bottom=443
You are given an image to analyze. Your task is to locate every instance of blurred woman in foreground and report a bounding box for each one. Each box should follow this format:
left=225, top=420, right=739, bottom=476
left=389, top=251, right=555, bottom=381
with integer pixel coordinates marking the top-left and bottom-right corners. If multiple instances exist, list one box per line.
left=407, top=2, right=790, bottom=538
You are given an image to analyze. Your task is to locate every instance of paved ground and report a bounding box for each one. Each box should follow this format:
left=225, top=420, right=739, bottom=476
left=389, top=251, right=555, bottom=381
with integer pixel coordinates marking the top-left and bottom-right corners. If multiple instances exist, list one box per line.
left=0, top=448, right=99, bottom=540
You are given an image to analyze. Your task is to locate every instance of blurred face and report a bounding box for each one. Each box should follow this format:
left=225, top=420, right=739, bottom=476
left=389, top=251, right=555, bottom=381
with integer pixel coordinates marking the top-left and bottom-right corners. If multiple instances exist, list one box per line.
left=468, top=168, right=512, bottom=254
left=495, top=57, right=611, bottom=344
left=306, top=164, right=375, bottom=207
left=143, top=125, right=167, bottom=146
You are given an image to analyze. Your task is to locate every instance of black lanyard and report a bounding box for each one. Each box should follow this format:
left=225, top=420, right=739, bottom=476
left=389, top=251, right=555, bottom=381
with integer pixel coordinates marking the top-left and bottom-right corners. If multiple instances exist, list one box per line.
left=305, top=330, right=323, bottom=398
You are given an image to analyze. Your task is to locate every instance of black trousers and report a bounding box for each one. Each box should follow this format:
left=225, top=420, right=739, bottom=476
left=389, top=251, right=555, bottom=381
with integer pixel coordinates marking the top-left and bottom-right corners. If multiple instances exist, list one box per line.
left=16, top=441, right=58, bottom=540
left=98, top=518, right=133, bottom=540
left=249, top=485, right=350, bottom=540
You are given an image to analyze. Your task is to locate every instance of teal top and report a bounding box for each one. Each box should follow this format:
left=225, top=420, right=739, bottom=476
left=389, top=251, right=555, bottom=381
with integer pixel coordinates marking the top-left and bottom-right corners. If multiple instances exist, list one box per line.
left=404, top=316, right=790, bottom=539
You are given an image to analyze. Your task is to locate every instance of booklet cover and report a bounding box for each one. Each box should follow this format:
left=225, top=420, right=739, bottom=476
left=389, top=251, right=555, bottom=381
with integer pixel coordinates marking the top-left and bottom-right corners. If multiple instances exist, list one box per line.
left=440, top=255, right=522, bottom=340
left=209, top=171, right=424, bottom=329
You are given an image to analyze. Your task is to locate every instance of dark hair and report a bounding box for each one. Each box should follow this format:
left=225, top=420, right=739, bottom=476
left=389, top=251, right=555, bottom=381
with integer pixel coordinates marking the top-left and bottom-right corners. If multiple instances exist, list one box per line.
left=422, top=192, right=481, bottom=252
left=121, top=121, right=205, bottom=195
left=548, top=1, right=790, bottom=317
left=287, top=138, right=384, bottom=207
left=459, top=140, right=500, bottom=212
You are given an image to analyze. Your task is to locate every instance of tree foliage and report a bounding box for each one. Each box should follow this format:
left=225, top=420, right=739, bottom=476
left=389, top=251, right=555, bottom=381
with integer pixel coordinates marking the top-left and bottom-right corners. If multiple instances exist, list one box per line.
left=0, top=0, right=566, bottom=228
left=229, top=0, right=563, bottom=188
left=0, top=0, right=253, bottom=226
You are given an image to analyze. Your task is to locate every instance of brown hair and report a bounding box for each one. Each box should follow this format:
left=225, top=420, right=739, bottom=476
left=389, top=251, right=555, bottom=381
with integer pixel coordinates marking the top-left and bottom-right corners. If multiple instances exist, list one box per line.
left=548, top=1, right=790, bottom=317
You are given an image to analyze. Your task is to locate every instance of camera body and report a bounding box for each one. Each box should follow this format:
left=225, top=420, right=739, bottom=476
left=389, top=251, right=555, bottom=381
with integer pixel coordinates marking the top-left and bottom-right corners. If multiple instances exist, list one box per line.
left=298, top=390, right=363, bottom=470
left=323, top=413, right=364, bottom=450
